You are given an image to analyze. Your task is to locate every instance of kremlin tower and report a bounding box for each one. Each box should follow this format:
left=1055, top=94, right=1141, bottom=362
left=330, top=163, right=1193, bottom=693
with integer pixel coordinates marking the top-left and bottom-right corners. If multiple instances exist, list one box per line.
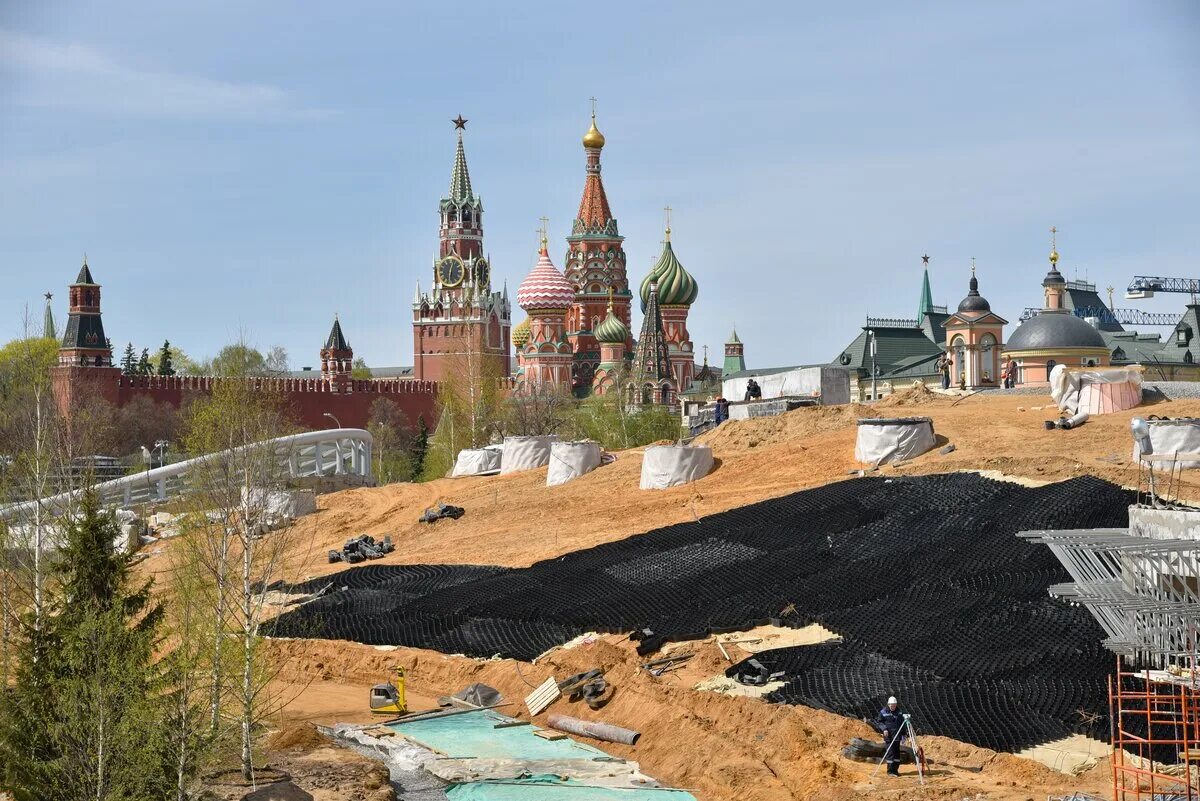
left=562, top=106, right=633, bottom=393
left=320, top=315, right=353, bottom=393
left=515, top=227, right=576, bottom=390
left=412, top=117, right=511, bottom=381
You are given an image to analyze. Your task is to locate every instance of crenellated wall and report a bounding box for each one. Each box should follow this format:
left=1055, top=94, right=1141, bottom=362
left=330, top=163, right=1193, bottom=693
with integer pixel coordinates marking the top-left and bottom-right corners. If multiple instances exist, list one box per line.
left=52, top=365, right=438, bottom=432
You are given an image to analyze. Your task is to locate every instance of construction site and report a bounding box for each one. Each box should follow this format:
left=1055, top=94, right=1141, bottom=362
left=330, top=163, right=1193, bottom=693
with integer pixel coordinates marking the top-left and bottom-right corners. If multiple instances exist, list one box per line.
left=54, top=372, right=1178, bottom=801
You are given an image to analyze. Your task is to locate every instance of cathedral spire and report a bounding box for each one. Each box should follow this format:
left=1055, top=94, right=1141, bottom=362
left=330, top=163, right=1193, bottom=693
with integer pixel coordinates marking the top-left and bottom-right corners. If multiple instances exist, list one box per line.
left=575, top=105, right=615, bottom=234
left=632, top=280, right=671, bottom=383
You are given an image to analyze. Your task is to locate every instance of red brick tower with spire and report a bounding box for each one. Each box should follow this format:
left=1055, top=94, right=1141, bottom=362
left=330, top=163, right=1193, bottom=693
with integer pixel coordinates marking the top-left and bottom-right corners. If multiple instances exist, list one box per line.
left=52, top=255, right=121, bottom=416
left=563, top=104, right=631, bottom=394
left=320, top=315, right=353, bottom=393
left=412, top=116, right=511, bottom=381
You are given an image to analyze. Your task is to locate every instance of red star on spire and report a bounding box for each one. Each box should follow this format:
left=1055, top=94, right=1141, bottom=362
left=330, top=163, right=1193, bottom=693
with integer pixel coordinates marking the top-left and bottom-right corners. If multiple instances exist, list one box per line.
left=452, top=115, right=468, bottom=130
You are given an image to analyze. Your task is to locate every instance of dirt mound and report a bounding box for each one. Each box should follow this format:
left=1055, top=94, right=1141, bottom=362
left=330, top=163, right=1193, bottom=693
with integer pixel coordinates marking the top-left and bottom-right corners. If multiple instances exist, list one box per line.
left=696, top=403, right=874, bottom=452
left=266, top=723, right=327, bottom=751
left=876, top=382, right=951, bottom=408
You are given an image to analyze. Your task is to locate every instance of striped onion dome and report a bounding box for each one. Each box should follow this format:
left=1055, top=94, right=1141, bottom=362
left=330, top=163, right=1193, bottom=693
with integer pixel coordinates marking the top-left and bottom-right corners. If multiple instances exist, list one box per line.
left=594, top=304, right=629, bottom=344
left=639, top=236, right=698, bottom=309
left=511, top=317, right=531, bottom=348
left=517, top=242, right=575, bottom=311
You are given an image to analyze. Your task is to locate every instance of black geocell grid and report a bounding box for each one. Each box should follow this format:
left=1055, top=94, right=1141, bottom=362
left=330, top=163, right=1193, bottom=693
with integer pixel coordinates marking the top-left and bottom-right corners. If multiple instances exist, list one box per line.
left=269, top=473, right=1132, bottom=752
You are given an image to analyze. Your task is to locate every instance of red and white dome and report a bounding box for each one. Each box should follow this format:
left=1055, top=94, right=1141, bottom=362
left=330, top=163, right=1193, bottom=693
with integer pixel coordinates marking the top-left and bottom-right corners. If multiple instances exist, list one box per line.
left=516, top=245, right=575, bottom=311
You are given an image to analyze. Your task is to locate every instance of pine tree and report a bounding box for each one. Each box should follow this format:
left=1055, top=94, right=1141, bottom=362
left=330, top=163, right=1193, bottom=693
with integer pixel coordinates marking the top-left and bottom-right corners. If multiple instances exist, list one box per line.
left=157, top=340, right=176, bottom=376
left=120, top=342, right=137, bottom=375
left=0, top=491, right=183, bottom=800
left=137, top=348, right=152, bottom=376
left=410, top=415, right=430, bottom=481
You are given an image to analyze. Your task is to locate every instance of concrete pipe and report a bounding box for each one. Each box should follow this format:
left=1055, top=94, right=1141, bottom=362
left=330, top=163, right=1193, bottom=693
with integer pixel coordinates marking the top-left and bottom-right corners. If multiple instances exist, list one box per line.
left=546, top=714, right=640, bottom=745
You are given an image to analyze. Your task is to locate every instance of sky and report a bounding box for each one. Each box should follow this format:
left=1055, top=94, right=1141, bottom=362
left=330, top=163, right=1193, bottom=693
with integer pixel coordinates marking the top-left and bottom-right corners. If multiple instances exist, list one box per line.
left=2, top=1, right=1198, bottom=370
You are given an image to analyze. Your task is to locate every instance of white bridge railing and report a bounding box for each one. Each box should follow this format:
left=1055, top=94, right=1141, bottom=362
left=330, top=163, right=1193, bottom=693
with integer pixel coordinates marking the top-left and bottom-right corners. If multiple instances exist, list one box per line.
left=0, top=428, right=372, bottom=522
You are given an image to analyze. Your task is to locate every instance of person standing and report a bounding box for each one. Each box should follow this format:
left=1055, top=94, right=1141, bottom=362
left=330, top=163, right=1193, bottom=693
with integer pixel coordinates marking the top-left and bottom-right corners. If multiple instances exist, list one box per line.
left=937, top=353, right=951, bottom=390
left=877, top=696, right=906, bottom=776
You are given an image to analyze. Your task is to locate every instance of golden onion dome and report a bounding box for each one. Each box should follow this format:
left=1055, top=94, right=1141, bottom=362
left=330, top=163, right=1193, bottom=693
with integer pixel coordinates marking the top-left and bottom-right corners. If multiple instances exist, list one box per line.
left=511, top=317, right=531, bottom=349
left=582, top=115, right=605, bottom=150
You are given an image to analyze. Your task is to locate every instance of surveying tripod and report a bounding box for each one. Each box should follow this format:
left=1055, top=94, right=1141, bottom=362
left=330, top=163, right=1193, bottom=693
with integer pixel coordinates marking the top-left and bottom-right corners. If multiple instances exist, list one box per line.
left=870, top=713, right=925, bottom=784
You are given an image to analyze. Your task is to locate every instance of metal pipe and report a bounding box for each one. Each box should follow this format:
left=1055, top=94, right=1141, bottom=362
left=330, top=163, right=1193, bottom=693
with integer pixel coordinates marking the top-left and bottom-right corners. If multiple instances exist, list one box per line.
left=546, top=714, right=640, bottom=745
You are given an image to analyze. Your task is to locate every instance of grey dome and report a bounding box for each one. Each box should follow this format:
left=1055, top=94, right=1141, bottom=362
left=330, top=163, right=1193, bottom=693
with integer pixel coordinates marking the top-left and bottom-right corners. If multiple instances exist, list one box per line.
left=1006, top=312, right=1108, bottom=351
left=957, top=274, right=991, bottom=313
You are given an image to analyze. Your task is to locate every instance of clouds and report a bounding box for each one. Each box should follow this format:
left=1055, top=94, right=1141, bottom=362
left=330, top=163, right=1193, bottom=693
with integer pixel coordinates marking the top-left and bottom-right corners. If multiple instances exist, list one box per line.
left=0, top=29, right=320, bottom=119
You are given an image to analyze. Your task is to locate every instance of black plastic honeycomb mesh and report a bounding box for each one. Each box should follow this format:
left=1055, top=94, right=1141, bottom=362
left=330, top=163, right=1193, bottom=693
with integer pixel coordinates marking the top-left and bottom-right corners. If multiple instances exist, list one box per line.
left=268, top=472, right=1133, bottom=751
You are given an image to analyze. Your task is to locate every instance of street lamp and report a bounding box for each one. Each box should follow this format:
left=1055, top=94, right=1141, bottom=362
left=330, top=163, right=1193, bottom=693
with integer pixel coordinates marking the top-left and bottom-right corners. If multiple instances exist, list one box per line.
left=154, top=439, right=168, bottom=467
left=868, top=329, right=877, bottom=401
left=323, top=412, right=342, bottom=429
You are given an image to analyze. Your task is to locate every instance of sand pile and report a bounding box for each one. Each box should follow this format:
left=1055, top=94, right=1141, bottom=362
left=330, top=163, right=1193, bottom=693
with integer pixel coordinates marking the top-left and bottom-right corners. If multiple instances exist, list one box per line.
left=695, top=403, right=874, bottom=450
left=876, top=382, right=951, bottom=408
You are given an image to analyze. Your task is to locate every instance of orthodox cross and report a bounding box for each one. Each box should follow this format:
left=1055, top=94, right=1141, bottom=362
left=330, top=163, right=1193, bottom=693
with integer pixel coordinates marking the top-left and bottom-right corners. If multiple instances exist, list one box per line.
left=971, top=257, right=976, bottom=275
left=589, top=97, right=597, bottom=117
left=664, top=206, right=672, bottom=239
left=1050, top=225, right=1058, bottom=251
left=1107, top=286, right=1115, bottom=308
left=538, top=216, right=549, bottom=246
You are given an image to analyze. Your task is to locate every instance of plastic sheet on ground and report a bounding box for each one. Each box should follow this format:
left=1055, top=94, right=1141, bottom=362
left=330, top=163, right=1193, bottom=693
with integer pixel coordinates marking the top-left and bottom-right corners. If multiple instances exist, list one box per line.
left=447, top=779, right=696, bottom=800
left=639, top=445, right=713, bottom=489
left=854, top=417, right=936, bottom=465
left=452, top=447, right=503, bottom=477
left=1132, top=417, right=1200, bottom=469
left=272, top=474, right=1133, bottom=753
left=500, top=436, right=558, bottom=474
left=1050, top=364, right=1143, bottom=415
left=546, top=441, right=602, bottom=487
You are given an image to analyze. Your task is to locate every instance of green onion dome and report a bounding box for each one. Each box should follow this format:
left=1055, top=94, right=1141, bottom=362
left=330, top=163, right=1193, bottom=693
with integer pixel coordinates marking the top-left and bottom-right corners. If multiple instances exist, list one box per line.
left=594, top=303, right=629, bottom=344
left=639, top=236, right=698, bottom=310
left=511, top=317, right=531, bottom=349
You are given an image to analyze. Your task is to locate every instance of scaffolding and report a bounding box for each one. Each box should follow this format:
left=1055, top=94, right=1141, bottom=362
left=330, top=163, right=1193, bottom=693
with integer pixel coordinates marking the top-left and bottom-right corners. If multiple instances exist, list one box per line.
left=1110, top=661, right=1200, bottom=801
left=1020, top=421, right=1200, bottom=799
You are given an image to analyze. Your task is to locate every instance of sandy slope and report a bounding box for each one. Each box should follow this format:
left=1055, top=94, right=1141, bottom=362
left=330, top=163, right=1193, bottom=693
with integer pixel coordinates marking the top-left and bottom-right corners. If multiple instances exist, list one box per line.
left=146, top=385, right=1196, bottom=799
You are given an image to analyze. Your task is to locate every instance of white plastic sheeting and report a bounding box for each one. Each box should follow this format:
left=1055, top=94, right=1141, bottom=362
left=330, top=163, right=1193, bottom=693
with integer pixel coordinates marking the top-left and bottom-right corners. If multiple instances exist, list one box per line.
left=854, top=418, right=937, bottom=466
left=240, top=487, right=317, bottom=529
left=1132, top=418, right=1200, bottom=470
left=499, top=435, right=559, bottom=474
left=722, top=367, right=850, bottom=403
left=546, top=441, right=603, bottom=487
left=639, top=445, right=714, bottom=490
left=451, top=447, right=503, bottom=477
left=1050, top=364, right=1143, bottom=415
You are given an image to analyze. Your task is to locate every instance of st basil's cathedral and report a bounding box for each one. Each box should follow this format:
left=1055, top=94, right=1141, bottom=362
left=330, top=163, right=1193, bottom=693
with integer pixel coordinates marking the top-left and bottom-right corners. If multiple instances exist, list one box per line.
left=512, top=110, right=700, bottom=404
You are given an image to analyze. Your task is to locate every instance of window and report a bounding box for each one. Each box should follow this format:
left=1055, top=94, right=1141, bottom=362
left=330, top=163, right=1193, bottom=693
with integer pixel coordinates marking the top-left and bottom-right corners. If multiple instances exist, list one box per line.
left=1187, top=351, right=1194, bottom=365
left=1046, top=359, right=1057, bottom=380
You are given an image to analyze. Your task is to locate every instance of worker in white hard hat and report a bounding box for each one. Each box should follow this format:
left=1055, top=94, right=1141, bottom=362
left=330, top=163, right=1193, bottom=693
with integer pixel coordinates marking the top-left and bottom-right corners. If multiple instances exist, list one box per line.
left=876, top=696, right=906, bottom=776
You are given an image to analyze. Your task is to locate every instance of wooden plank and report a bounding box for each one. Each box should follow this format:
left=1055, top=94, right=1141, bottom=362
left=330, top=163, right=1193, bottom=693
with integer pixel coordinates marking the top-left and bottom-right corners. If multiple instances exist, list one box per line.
left=525, top=677, right=560, bottom=716
left=494, top=720, right=531, bottom=729
left=533, top=729, right=567, bottom=741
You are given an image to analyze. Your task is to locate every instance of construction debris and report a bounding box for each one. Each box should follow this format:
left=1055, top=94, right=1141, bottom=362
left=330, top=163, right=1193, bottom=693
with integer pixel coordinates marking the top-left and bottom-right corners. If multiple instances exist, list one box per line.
left=524, top=676, right=560, bottom=716
left=641, top=653, right=693, bottom=677
left=419, top=502, right=465, bottom=524
left=557, top=669, right=612, bottom=709
left=327, top=533, right=394, bottom=564
left=546, top=713, right=641, bottom=745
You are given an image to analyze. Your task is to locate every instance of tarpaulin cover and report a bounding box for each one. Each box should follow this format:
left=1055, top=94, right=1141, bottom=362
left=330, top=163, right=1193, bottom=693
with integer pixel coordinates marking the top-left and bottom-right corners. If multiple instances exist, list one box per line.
left=271, top=473, right=1132, bottom=753
left=447, top=779, right=696, bottom=800
left=1132, top=417, right=1200, bottom=469
left=452, top=447, right=502, bottom=477
left=722, top=366, right=849, bottom=402
left=500, top=436, right=558, bottom=474
left=546, top=442, right=602, bottom=487
left=1050, top=364, right=1143, bottom=415
left=854, top=418, right=936, bottom=465
left=639, top=445, right=713, bottom=489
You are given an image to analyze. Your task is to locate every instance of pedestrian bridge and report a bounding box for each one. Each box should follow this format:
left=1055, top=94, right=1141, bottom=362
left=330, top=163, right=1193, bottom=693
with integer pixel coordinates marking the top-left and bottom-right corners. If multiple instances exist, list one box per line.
left=0, top=428, right=372, bottom=522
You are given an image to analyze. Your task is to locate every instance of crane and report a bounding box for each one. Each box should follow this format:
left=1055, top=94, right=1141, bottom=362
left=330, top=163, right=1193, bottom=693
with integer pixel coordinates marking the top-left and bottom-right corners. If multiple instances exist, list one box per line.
left=1019, top=306, right=1180, bottom=326
left=1126, top=276, right=1200, bottom=301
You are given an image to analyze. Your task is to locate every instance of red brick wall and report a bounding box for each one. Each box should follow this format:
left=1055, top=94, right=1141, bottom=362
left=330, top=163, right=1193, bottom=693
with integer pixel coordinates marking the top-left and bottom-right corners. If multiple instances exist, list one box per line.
left=51, top=367, right=439, bottom=432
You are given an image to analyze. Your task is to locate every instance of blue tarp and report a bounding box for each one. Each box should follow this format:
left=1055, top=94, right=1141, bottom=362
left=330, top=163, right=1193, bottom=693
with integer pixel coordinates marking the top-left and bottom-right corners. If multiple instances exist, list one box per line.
left=389, top=710, right=696, bottom=800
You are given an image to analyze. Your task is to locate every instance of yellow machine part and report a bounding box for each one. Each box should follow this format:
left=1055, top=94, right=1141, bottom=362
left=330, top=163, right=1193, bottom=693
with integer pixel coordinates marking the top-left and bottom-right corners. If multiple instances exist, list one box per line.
left=369, top=666, right=407, bottom=715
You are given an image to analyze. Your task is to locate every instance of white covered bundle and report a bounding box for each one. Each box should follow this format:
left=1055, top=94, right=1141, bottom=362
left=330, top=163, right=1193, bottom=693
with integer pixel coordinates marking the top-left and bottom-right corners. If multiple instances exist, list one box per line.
left=451, top=446, right=503, bottom=477
left=1050, top=364, right=1143, bottom=415
left=546, top=441, right=602, bottom=487
left=1132, top=418, right=1200, bottom=470
left=499, top=435, right=559, bottom=474
left=854, top=418, right=936, bottom=466
left=639, top=445, right=714, bottom=490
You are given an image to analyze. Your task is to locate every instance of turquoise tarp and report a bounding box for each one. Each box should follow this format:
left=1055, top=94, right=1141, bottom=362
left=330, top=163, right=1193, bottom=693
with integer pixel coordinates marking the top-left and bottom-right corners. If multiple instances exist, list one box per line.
left=390, top=709, right=607, bottom=760
left=446, top=776, right=696, bottom=800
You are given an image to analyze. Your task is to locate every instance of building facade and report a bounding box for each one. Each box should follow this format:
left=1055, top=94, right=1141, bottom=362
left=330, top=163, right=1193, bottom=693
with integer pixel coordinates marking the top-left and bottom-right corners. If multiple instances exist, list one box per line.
left=944, top=267, right=1007, bottom=389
